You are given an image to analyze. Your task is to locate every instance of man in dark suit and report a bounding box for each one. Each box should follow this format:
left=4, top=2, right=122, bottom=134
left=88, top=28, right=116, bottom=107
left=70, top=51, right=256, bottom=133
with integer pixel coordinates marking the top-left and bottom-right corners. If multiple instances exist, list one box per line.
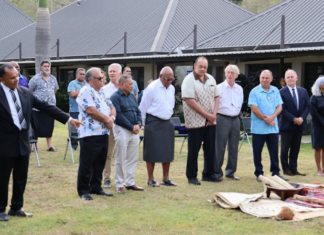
left=0, top=63, right=83, bottom=222
left=279, top=69, right=310, bottom=176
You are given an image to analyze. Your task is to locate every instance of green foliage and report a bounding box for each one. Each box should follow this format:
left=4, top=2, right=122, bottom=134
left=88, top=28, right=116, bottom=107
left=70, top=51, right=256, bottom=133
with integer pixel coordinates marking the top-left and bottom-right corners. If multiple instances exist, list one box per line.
left=56, top=80, right=70, bottom=112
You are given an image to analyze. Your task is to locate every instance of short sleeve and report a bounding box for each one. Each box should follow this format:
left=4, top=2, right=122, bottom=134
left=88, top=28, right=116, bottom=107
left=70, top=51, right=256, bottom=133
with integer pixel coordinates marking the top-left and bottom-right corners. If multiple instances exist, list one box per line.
left=181, top=76, right=195, bottom=98
left=28, top=77, right=36, bottom=92
left=248, top=89, right=258, bottom=107
left=54, top=77, right=59, bottom=91
left=76, top=88, right=96, bottom=111
left=133, top=81, right=139, bottom=93
left=67, top=81, right=75, bottom=93
left=214, top=84, right=219, bottom=98
left=275, top=89, right=283, bottom=106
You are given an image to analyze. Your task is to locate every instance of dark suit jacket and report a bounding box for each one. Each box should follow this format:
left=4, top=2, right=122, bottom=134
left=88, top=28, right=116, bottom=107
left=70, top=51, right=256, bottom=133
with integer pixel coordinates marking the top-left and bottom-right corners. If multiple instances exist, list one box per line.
left=0, top=86, right=69, bottom=158
left=279, top=86, right=310, bottom=131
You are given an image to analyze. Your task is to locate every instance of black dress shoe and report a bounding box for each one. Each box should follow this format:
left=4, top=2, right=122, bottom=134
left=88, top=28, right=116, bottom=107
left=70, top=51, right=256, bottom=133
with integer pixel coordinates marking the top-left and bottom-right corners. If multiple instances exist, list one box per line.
left=226, top=175, right=240, bottom=181
left=8, top=209, right=33, bottom=217
left=292, top=171, right=306, bottom=176
left=274, top=174, right=289, bottom=181
left=256, top=176, right=262, bottom=182
left=0, top=212, right=9, bottom=221
left=202, top=175, right=222, bottom=183
left=188, top=178, right=201, bottom=185
left=92, top=190, right=113, bottom=197
left=81, top=194, right=93, bottom=200
left=283, top=171, right=294, bottom=176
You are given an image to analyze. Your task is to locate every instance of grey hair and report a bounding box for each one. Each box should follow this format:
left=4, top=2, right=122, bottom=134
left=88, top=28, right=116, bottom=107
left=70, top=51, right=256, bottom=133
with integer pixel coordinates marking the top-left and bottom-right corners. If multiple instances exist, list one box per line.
left=311, top=76, right=324, bottom=96
left=76, top=68, right=85, bottom=74
left=260, top=69, right=273, bottom=78
left=160, top=66, right=173, bottom=76
left=285, top=69, right=297, bottom=78
left=224, top=64, right=240, bottom=74
left=85, top=67, right=101, bottom=82
left=118, top=74, right=132, bottom=85
left=108, top=63, right=122, bottom=73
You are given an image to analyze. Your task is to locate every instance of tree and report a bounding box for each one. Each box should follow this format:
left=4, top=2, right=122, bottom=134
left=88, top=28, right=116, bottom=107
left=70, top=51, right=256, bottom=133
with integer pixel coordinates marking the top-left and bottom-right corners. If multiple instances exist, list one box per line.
left=242, top=0, right=284, bottom=13
left=35, top=0, right=50, bottom=73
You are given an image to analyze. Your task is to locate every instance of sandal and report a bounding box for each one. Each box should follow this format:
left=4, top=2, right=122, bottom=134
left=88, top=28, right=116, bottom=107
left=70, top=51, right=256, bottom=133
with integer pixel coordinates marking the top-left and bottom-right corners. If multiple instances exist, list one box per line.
left=147, top=180, right=160, bottom=187
left=46, top=147, right=58, bottom=152
left=161, top=179, right=177, bottom=186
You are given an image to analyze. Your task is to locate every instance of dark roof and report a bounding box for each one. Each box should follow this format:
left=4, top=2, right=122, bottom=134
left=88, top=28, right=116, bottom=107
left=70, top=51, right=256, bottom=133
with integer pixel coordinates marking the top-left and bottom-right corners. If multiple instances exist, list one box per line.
left=0, top=0, right=34, bottom=40
left=160, top=0, right=254, bottom=52
left=193, top=0, right=324, bottom=50
left=0, top=0, right=253, bottom=61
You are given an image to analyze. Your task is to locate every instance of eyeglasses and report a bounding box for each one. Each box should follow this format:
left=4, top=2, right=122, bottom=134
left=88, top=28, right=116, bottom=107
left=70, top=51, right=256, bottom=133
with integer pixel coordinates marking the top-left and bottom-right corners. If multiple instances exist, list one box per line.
left=163, top=75, right=175, bottom=82
left=93, top=76, right=103, bottom=81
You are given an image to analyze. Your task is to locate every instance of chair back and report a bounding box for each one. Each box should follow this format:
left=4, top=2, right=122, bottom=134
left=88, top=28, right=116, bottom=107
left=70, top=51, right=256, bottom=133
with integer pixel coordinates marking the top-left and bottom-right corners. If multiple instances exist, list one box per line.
left=170, top=117, right=181, bottom=127
left=241, top=117, right=252, bottom=133
left=68, top=123, right=79, bottom=139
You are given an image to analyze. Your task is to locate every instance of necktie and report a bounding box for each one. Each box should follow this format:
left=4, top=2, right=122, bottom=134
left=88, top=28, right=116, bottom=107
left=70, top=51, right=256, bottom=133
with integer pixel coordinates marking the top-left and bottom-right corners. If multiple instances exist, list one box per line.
left=9, top=90, right=27, bottom=129
left=292, top=88, right=298, bottom=110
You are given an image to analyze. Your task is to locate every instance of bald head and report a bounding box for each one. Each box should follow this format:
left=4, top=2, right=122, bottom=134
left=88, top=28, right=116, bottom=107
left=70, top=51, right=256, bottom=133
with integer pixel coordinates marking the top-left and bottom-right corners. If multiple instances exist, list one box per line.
left=159, top=66, right=174, bottom=88
left=160, top=66, right=173, bottom=76
left=10, top=61, right=20, bottom=73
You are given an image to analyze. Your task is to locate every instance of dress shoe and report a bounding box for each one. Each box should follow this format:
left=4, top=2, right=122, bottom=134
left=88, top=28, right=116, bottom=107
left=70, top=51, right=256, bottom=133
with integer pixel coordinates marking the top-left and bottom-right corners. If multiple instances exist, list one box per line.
left=0, top=212, right=9, bottom=222
left=116, top=187, right=125, bottom=194
left=226, top=175, right=240, bottom=181
left=188, top=178, right=201, bottom=185
left=80, top=194, right=93, bottom=200
left=125, top=185, right=144, bottom=191
left=292, top=171, right=306, bottom=176
left=161, top=179, right=177, bottom=186
left=202, top=175, right=222, bottom=183
left=147, top=180, right=160, bottom=187
left=283, top=171, right=294, bottom=176
left=256, top=176, right=262, bottom=182
left=92, top=190, right=113, bottom=197
left=8, top=209, right=33, bottom=217
left=274, top=174, right=289, bottom=181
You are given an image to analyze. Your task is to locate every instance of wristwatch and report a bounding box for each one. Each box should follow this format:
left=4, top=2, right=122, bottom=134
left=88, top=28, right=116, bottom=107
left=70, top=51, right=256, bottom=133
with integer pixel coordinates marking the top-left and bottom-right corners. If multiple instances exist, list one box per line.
left=111, top=116, right=116, bottom=121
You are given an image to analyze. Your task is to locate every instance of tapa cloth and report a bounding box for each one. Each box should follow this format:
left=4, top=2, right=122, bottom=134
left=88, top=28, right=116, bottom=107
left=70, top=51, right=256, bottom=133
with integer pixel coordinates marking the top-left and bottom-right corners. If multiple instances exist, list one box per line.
left=143, top=114, right=174, bottom=163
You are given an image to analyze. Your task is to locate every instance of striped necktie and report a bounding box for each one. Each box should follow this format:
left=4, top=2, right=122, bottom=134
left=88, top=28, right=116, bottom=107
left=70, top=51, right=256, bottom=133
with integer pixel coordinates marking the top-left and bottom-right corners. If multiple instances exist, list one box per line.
left=292, top=88, right=298, bottom=110
left=9, top=89, right=27, bottom=129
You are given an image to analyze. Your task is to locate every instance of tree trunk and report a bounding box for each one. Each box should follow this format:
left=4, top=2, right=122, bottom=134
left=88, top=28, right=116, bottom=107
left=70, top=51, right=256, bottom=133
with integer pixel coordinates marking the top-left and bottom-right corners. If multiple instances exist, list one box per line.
left=35, top=0, right=50, bottom=73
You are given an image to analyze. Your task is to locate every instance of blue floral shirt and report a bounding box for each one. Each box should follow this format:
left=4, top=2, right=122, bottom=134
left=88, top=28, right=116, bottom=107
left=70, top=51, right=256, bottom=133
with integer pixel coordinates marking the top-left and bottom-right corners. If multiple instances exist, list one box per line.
left=248, top=84, right=283, bottom=134
left=67, top=79, right=86, bottom=112
left=76, top=84, right=114, bottom=138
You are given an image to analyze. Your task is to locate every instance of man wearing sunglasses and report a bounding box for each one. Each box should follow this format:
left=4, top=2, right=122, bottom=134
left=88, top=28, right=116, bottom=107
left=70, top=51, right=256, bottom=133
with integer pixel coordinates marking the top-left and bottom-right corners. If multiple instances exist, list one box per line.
left=139, top=66, right=177, bottom=187
left=76, top=67, right=116, bottom=200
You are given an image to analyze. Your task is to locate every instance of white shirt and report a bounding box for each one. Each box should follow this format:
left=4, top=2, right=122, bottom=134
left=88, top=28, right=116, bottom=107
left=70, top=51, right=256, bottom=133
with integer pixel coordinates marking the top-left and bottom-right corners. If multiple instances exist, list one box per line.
left=102, top=82, right=118, bottom=99
left=139, top=79, right=175, bottom=124
left=1, top=83, right=23, bottom=130
left=217, top=80, right=243, bottom=116
left=287, top=85, right=299, bottom=110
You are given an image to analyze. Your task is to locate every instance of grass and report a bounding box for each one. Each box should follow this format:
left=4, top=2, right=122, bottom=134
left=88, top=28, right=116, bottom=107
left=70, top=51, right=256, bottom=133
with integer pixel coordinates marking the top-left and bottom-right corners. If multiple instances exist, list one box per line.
left=1, top=121, right=323, bottom=235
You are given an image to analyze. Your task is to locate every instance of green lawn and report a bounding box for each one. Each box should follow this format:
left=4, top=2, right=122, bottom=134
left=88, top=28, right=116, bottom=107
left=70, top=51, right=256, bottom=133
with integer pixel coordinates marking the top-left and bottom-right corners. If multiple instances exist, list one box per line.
left=1, top=121, right=323, bottom=235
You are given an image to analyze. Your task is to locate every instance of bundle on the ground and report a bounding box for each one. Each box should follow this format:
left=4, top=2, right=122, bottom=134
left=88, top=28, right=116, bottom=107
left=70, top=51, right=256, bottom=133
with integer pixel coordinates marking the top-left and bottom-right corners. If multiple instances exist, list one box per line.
left=258, top=175, right=294, bottom=189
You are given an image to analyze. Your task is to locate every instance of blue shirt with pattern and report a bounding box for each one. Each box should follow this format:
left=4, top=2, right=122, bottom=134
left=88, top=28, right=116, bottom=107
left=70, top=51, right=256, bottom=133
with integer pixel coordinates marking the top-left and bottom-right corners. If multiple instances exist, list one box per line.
left=18, top=74, right=29, bottom=88
left=131, top=80, right=139, bottom=96
left=76, top=84, right=114, bottom=138
left=67, top=78, right=86, bottom=113
left=248, top=84, right=283, bottom=134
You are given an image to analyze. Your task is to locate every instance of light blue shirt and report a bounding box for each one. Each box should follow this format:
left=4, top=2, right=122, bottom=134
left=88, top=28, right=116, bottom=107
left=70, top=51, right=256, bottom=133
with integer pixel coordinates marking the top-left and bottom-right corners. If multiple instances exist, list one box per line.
left=67, top=79, right=86, bottom=112
left=248, top=84, right=283, bottom=134
left=131, top=80, right=139, bottom=96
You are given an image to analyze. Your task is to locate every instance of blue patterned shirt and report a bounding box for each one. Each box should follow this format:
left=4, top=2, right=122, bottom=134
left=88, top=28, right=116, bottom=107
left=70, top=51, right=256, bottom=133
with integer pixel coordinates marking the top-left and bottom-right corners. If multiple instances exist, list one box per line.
left=67, top=79, right=86, bottom=112
left=248, top=84, right=283, bottom=134
left=76, top=84, right=114, bottom=138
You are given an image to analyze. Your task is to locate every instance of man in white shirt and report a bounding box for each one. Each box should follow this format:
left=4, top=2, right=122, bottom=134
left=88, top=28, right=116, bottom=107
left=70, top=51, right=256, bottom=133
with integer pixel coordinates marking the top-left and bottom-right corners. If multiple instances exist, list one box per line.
left=102, top=63, right=122, bottom=189
left=139, top=66, right=177, bottom=187
left=215, top=65, right=243, bottom=181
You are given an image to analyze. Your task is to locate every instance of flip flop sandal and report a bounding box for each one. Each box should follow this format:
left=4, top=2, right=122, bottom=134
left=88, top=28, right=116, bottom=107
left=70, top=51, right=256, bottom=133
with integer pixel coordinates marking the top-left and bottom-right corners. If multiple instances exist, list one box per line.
left=46, top=147, right=58, bottom=152
left=147, top=180, right=160, bottom=187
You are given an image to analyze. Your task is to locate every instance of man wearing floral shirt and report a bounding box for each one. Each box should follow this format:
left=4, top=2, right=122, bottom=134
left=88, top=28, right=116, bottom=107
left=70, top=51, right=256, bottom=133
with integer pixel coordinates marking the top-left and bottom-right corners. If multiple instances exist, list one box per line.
left=76, top=67, right=116, bottom=200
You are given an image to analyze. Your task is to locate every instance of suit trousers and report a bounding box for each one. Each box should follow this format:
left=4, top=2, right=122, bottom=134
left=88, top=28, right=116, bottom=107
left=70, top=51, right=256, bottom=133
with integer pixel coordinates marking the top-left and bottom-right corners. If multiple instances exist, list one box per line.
left=186, top=125, right=216, bottom=179
left=0, top=155, right=29, bottom=212
left=113, top=125, right=139, bottom=188
left=280, top=130, right=303, bottom=172
left=252, top=134, right=280, bottom=177
left=77, top=135, right=108, bottom=196
left=215, top=115, right=240, bottom=177
left=69, top=112, right=79, bottom=149
left=103, top=128, right=115, bottom=182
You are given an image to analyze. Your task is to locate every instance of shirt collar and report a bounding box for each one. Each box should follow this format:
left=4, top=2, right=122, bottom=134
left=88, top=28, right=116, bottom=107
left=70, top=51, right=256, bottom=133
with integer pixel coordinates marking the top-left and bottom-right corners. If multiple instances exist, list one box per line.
left=75, top=78, right=86, bottom=85
left=258, top=84, right=274, bottom=93
left=193, top=71, right=209, bottom=83
left=287, top=85, right=297, bottom=91
left=117, top=88, right=129, bottom=96
left=1, top=82, right=14, bottom=92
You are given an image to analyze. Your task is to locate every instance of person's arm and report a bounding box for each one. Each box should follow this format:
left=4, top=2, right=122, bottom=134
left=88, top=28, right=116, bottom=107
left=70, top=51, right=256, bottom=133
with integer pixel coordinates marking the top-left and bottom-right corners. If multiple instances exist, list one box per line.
left=184, top=98, right=215, bottom=123
left=250, top=105, right=266, bottom=120
left=110, top=95, right=134, bottom=131
left=135, top=92, right=138, bottom=100
left=280, top=90, right=296, bottom=123
left=68, top=82, right=80, bottom=98
left=300, top=89, right=311, bottom=121
left=70, top=90, right=80, bottom=98
left=139, top=88, right=152, bottom=126
left=54, top=76, right=59, bottom=95
left=28, top=77, right=36, bottom=92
